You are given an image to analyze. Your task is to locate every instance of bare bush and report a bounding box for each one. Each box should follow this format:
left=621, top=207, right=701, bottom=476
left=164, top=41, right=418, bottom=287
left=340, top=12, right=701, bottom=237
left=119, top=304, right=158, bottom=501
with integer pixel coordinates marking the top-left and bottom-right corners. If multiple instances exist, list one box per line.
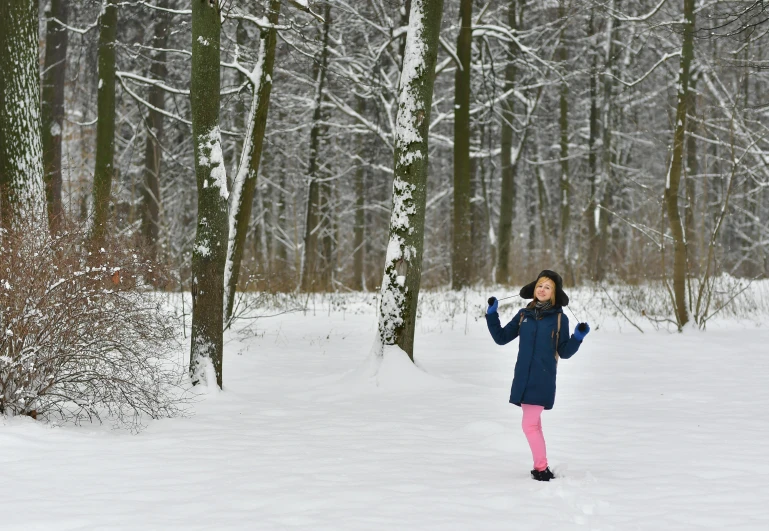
left=0, top=224, right=184, bottom=429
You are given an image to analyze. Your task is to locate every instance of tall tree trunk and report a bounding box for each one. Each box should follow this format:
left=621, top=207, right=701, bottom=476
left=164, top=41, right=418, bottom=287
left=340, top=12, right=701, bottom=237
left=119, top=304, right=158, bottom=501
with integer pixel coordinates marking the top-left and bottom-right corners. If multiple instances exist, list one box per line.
left=452, top=0, right=472, bottom=289
left=320, top=157, right=333, bottom=290
left=685, top=71, right=699, bottom=276
left=556, top=0, right=570, bottom=278
left=352, top=101, right=367, bottom=290
left=300, top=3, right=331, bottom=292
left=533, top=141, right=551, bottom=256
left=592, top=4, right=620, bottom=281
left=586, top=8, right=599, bottom=275
left=276, top=167, right=288, bottom=274
left=190, top=0, right=228, bottom=388
left=665, top=0, right=695, bottom=329
left=90, top=0, right=118, bottom=247
left=495, top=0, right=520, bottom=284
left=0, top=0, right=46, bottom=230
left=140, top=0, right=170, bottom=260
left=375, top=0, right=444, bottom=361
left=223, top=0, right=282, bottom=320
left=41, top=0, right=69, bottom=232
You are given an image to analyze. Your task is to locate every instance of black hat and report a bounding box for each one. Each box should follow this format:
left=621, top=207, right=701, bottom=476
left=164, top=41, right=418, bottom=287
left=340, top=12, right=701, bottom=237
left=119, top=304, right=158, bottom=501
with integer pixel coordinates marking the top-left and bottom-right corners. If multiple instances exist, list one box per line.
left=519, top=269, right=569, bottom=306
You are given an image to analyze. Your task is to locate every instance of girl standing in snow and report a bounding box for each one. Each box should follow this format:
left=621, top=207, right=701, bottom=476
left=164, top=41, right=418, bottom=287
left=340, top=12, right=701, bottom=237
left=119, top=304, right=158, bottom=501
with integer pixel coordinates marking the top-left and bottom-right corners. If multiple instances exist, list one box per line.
left=486, top=270, right=590, bottom=481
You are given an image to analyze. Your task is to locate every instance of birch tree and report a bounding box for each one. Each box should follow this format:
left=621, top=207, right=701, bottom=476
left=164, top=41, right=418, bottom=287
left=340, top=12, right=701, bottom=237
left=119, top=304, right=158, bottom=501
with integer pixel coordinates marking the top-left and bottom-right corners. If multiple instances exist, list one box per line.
left=189, top=0, right=229, bottom=388
left=0, top=0, right=46, bottom=229
left=375, top=0, right=444, bottom=361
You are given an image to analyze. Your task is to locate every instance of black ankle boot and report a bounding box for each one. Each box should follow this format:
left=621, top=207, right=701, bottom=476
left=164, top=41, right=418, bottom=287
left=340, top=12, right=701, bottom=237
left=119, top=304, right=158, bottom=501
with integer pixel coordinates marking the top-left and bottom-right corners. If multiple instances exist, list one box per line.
left=531, top=467, right=555, bottom=481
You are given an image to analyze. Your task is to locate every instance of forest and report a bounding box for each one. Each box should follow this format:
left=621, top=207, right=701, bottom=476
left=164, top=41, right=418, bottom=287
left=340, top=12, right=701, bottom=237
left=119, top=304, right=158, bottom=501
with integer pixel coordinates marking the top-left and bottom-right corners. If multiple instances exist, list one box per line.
left=3, top=4, right=769, bottom=527
left=1, top=0, right=768, bottom=398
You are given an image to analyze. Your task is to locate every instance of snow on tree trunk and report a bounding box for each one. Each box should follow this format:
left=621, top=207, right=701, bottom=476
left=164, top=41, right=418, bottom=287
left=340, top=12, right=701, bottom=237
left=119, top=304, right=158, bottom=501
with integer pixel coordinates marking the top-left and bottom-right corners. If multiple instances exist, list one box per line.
left=90, top=0, right=119, bottom=248
left=374, top=0, right=444, bottom=362
left=41, top=0, right=69, bottom=233
left=190, top=0, right=228, bottom=388
left=223, top=0, right=281, bottom=322
left=0, top=0, right=46, bottom=230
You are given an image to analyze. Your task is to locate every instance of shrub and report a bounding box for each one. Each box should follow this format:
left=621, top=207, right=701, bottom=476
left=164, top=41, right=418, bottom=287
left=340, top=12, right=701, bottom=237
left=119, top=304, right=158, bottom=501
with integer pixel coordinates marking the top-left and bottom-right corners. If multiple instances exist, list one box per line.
left=0, top=224, right=184, bottom=429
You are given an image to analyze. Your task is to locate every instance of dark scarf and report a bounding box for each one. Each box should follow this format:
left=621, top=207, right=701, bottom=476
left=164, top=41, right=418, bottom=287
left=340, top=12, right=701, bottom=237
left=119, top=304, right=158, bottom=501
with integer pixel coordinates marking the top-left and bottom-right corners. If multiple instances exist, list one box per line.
left=534, top=300, right=553, bottom=319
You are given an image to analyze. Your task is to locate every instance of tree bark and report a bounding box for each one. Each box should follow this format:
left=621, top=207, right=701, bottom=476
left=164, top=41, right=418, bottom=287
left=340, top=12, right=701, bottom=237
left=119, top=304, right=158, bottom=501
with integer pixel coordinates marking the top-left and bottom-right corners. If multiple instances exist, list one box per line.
left=451, top=0, right=472, bottom=289
left=224, top=0, right=282, bottom=320
left=495, top=0, right=520, bottom=284
left=90, top=0, right=119, bottom=247
left=556, top=0, right=570, bottom=277
left=375, top=0, right=444, bottom=361
left=352, top=100, right=366, bottom=291
left=592, top=5, right=620, bottom=281
left=300, top=3, right=331, bottom=292
left=586, top=8, right=599, bottom=274
left=140, top=0, right=170, bottom=260
left=665, top=0, right=695, bottom=329
left=190, top=0, right=228, bottom=388
left=0, top=0, right=46, bottom=230
left=320, top=155, right=334, bottom=290
left=684, top=71, right=699, bottom=276
left=41, top=0, right=69, bottom=233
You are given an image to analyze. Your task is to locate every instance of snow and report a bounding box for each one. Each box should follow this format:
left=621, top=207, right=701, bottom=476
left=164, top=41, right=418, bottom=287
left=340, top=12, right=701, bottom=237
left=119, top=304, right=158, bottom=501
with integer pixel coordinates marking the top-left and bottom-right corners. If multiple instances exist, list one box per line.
left=224, top=35, right=268, bottom=318
left=394, top=0, right=428, bottom=162
left=197, top=126, right=229, bottom=200
left=2, top=289, right=769, bottom=530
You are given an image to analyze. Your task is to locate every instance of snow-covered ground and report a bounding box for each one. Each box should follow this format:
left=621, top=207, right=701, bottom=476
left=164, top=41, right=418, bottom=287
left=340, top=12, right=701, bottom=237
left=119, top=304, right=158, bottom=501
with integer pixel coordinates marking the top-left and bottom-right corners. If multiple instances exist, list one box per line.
left=2, top=288, right=769, bottom=530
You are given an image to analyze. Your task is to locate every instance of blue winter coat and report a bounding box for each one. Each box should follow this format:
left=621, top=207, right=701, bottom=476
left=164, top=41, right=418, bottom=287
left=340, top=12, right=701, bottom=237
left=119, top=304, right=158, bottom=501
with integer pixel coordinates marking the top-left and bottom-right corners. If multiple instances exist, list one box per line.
left=486, top=305, right=582, bottom=410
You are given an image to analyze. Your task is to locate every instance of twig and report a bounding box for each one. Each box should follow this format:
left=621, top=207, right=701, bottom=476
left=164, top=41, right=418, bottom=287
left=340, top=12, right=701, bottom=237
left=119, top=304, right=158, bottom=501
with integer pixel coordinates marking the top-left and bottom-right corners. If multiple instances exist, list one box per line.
left=600, top=286, right=644, bottom=333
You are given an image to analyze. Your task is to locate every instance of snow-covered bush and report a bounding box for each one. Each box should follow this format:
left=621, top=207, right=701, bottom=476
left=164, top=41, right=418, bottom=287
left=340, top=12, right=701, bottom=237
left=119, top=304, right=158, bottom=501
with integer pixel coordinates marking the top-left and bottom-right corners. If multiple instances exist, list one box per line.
left=0, top=224, right=184, bottom=429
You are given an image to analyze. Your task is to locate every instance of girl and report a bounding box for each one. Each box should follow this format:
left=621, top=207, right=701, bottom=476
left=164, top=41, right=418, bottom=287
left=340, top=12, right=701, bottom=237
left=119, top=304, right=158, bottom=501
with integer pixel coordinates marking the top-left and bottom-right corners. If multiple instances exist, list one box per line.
left=486, top=270, right=590, bottom=481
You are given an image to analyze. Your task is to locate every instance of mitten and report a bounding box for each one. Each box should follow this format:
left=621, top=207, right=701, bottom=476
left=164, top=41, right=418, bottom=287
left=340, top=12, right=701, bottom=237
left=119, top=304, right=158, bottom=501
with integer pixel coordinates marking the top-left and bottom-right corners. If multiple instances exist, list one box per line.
left=573, top=322, right=590, bottom=341
left=487, top=297, right=499, bottom=315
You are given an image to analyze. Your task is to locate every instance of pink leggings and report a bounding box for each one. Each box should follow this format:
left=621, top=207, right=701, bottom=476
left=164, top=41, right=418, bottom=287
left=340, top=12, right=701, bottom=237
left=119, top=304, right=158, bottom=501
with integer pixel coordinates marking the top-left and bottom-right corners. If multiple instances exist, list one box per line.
left=521, top=404, right=548, bottom=471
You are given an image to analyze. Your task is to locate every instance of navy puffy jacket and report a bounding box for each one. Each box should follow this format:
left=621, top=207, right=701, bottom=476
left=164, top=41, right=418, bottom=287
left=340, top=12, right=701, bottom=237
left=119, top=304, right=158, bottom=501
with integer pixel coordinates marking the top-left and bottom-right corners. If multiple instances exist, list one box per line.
left=486, top=305, right=582, bottom=410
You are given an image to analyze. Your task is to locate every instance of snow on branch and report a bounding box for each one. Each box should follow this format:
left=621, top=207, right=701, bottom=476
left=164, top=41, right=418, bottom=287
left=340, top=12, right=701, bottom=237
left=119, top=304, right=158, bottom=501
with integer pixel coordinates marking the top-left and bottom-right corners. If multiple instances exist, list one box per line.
left=50, top=16, right=99, bottom=35
left=287, top=0, right=324, bottom=22
left=122, top=1, right=191, bottom=15
left=224, top=12, right=289, bottom=31
left=602, top=0, right=669, bottom=22
left=324, top=92, right=394, bottom=149
left=438, top=36, right=463, bottom=71
left=605, top=52, right=680, bottom=88
left=471, top=25, right=562, bottom=80
left=117, top=71, right=189, bottom=95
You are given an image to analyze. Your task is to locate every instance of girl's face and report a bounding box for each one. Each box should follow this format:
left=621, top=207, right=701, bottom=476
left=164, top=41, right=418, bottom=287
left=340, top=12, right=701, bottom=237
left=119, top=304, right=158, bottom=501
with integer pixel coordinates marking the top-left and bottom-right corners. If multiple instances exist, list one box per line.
left=535, top=278, right=555, bottom=303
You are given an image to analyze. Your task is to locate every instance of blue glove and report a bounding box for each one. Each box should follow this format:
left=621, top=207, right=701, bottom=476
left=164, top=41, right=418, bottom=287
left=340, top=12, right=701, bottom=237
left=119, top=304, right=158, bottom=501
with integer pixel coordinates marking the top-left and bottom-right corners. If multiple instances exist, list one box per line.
left=487, top=297, right=499, bottom=315
left=573, top=322, right=590, bottom=341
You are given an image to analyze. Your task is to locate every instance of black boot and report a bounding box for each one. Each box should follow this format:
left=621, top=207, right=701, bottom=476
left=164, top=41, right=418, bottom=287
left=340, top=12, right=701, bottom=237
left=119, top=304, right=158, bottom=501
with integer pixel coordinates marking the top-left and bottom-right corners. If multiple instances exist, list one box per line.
left=531, top=467, right=555, bottom=481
